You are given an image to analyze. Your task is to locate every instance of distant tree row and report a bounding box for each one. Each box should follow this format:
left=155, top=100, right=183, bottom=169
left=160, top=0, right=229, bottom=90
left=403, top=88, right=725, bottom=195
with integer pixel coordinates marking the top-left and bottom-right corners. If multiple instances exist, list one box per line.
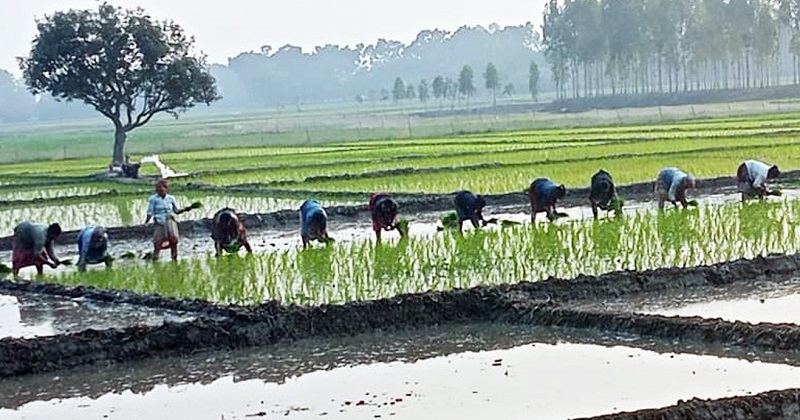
left=381, top=61, right=541, bottom=105
left=541, top=0, right=800, bottom=99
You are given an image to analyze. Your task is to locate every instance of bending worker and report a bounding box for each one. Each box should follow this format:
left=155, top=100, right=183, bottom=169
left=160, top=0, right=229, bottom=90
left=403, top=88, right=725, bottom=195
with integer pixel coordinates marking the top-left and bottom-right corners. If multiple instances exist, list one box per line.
left=77, top=225, right=111, bottom=271
left=655, top=167, right=696, bottom=209
left=737, top=160, right=780, bottom=201
left=12, top=221, right=62, bottom=276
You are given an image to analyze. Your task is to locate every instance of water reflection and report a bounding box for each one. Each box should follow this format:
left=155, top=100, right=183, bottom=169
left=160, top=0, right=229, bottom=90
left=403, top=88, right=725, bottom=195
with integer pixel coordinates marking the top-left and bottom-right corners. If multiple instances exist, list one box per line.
left=2, top=323, right=800, bottom=418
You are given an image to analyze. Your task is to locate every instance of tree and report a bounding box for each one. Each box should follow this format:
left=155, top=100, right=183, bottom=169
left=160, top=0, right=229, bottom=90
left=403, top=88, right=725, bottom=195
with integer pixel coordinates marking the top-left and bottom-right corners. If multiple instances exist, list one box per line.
left=19, top=3, right=219, bottom=165
left=392, top=77, right=406, bottom=102
left=484, top=62, right=500, bottom=106
left=418, top=79, right=430, bottom=102
left=406, top=83, right=416, bottom=100
left=458, top=65, right=475, bottom=99
left=502, top=83, right=515, bottom=96
left=432, top=75, right=445, bottom=101
left=529, top=61, right=540, bottom=100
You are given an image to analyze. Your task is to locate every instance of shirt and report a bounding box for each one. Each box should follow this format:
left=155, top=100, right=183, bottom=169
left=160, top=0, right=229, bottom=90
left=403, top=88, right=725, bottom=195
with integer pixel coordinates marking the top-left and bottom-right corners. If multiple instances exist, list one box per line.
left=13, top=222, right=47, bottom=254
left=147, top=194, right=180, bottom=224
left=300, top=200, right=327, bottom=238
left=532, top=178, right=562, bottom=207
left=77, top=226, right=109, bottom=266
left=658, top=167, right=689, bottom=201
left=744, top=160, right=771, bottom=189
left=454, top=191, right=480, bottom=222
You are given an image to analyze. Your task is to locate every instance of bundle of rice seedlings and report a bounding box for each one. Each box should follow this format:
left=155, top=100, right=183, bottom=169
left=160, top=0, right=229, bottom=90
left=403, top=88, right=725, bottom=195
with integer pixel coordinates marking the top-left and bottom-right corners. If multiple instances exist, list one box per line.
left=396, top=218, right=410, bottom=236
left=440, top=212, right=458, bottom=229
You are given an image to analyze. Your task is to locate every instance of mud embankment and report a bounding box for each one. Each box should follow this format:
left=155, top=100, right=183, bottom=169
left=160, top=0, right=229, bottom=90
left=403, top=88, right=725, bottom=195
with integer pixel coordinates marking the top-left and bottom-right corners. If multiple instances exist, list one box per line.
left=581, top=388, right=800, bottom=420
left=0, top=254, right=799, bottom=377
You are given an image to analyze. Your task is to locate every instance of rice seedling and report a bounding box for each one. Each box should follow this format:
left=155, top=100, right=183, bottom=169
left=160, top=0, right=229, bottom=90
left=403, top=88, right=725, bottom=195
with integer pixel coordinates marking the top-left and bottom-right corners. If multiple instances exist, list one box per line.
left=43, top=199, right=800, bottom=306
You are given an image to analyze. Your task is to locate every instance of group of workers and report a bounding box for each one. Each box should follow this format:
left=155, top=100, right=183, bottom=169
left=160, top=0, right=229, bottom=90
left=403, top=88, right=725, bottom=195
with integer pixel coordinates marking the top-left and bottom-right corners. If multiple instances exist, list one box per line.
left=8, top=159, right=782, bottom=276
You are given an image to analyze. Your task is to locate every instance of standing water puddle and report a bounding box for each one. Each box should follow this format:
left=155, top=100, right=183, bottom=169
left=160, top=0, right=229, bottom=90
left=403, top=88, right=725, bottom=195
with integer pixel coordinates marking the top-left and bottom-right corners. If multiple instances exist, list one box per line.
left=578, top=277, right=800, bottom=325
left=2, top=323, right=800, bottom=419
left=0, top=293, right=195, bottom=338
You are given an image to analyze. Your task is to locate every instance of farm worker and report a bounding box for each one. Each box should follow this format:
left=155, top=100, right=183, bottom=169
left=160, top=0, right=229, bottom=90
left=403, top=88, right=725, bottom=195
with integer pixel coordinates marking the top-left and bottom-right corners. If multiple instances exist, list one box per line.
left=528, top=178, right=566, bottom=222
left=211, top=207, right=253, bottom=257
left=736, top=160, right=780, bottom=201
left=12, top=221, right=62, bottom=276
left=589, top=169, right=618, bottom=219
left=300, top=199, right=332, bottom=248
left=454, top=190, right=487, bottom=234
left=76, top=225, right=111, bottom=271
left=145, top=179, right=194, bottom=261
left=655, top=167, right=696, bottom=209
left=368, top=193, right=406, bottom=243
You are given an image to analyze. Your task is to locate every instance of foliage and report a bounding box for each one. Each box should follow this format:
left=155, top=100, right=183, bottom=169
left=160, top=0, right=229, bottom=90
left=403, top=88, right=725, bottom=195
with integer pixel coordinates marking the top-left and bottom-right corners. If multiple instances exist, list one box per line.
left=19, top=2, right=219, bottom=163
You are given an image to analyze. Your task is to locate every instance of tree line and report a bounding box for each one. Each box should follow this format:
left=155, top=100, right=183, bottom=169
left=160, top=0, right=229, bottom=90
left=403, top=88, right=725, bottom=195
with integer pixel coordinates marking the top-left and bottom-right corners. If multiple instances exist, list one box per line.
left=542, top=0, right=800, bottom=99
left=382, top=62, right=541, bottom=105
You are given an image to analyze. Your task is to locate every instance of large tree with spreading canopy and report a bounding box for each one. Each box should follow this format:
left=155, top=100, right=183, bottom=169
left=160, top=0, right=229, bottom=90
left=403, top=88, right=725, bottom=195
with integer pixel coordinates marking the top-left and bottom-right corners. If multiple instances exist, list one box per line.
left=19, top=3, right=219, bottom=165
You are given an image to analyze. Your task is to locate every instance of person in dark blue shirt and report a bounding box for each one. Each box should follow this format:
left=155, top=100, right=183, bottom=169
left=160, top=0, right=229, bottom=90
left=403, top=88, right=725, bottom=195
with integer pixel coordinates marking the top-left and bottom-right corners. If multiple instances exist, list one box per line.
left=300, top=200, right=331, bottom=248
left=454, top=191, right=487, bottom=234
left=589, top=169, right=618, bottom=219
left=528, top=178, right=566, bottom=222
left=77, top=225, right=110, bottom=272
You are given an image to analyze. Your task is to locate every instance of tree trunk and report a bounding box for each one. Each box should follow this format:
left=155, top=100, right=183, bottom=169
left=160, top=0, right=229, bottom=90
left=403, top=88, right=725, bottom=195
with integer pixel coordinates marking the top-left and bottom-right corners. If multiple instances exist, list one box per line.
left=113, top=127, right=127, bottom=166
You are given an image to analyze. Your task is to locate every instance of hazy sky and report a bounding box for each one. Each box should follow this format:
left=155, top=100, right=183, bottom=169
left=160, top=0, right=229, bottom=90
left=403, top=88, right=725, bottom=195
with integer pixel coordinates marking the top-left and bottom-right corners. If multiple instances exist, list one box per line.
left=1, top=0, right=547, bottom=77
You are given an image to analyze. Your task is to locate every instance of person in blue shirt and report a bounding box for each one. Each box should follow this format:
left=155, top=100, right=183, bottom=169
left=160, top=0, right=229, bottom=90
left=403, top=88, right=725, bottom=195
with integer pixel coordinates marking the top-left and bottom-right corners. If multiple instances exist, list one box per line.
left=77, top=226, right=111, bottom=272
left=589, top=169, right=618, bottom=219
left=144, top=179, right=194, bottom=261
left=655, top=167, right=696, bottom=209
left=300, top=200, right=331, bottom=248
left=454, top=190, right=487, bottom=234
left=528, top=178, right=566, bottom=222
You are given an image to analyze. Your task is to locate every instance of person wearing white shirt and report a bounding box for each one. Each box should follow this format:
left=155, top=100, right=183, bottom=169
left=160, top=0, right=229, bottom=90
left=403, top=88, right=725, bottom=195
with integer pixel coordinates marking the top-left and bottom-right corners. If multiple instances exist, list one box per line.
left=736, top=160, right=780, bottom=201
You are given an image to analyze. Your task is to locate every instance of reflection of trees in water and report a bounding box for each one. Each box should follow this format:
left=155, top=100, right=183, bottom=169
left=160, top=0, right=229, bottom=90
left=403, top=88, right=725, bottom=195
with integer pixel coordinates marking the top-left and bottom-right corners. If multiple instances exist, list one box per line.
left=1, top=322, right=798, bottom=410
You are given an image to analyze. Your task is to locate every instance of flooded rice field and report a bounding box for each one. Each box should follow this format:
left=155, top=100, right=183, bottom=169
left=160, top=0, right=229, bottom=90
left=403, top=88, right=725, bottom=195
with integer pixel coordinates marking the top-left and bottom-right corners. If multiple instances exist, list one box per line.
left=578, top=276, right=800, bottom=325
left=2, top=323, right=800, bottom=420
left=0, top=293, right=195, bottom=338
left=0, top=194, right=358, bottom=234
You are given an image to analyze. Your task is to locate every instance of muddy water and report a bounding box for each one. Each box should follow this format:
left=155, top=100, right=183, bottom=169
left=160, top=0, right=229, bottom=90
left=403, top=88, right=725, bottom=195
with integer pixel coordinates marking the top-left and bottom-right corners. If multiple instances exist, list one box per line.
left=0, top=293, right=196, bottom=338
left=579, top=277, right=800, bottom=325
left=1, top=190, right=796, bottom=279
left=3, top=324, right=800, bottom=419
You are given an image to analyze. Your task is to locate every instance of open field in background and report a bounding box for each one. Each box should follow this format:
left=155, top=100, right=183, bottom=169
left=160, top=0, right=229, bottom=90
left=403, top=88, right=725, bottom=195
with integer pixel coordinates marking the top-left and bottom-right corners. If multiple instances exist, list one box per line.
left=2, top=99, right=800, bottom=163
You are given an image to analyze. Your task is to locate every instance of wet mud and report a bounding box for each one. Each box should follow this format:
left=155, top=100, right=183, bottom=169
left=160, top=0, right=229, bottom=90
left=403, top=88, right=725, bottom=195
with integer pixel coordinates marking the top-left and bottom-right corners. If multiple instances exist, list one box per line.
left=0, top=293, right=195, bottom=339
left=581, top=388, right=800, bottom=420
left=0, top=254, right=799, bottom=378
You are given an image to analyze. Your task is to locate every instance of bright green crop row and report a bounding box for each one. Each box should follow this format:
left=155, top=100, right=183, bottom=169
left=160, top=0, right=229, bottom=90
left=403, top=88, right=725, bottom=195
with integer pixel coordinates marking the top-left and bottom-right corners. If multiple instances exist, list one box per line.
left=281, top=144, right=800, bottom=194
left=48, top=198, right=800, bottom=306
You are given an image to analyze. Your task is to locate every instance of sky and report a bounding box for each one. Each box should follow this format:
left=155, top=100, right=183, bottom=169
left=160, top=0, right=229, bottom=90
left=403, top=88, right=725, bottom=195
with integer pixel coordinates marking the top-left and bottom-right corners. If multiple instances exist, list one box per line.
left=0, top=0, right=548, bottom=77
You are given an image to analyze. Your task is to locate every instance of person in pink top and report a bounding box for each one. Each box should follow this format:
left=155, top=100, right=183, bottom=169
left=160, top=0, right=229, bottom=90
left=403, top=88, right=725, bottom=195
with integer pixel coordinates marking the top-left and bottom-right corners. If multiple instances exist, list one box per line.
left=736, top=160, right=780, bottom=201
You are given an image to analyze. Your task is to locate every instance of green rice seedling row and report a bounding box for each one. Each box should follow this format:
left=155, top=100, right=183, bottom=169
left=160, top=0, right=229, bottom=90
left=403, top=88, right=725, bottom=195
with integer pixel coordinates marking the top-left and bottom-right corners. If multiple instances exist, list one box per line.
left=48, top=199, right=800, bottom=306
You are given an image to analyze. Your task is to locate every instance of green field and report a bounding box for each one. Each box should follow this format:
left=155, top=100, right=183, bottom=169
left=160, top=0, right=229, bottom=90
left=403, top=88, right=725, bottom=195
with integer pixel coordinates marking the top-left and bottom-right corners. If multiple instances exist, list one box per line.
left=0, top=103, right=798, bottom=306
